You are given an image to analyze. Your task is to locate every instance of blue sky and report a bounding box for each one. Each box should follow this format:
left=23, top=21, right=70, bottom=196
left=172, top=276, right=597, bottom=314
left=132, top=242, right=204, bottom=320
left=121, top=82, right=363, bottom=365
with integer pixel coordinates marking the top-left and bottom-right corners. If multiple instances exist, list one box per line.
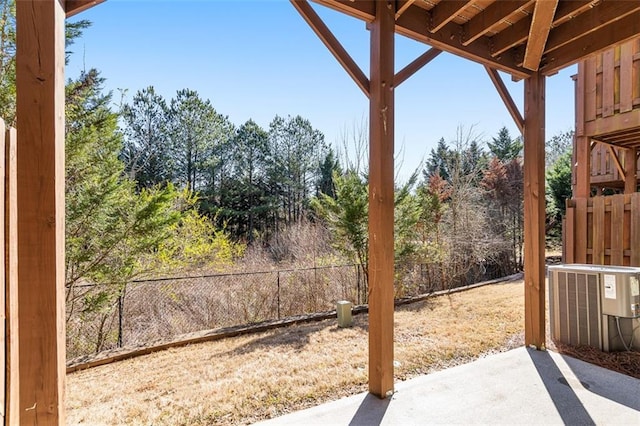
left=67, top=0, right=576, bottom=180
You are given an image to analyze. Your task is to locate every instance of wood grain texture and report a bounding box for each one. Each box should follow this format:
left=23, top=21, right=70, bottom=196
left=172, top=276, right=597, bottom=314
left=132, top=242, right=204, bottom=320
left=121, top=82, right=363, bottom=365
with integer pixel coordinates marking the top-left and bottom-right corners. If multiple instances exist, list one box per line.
left=574, top=136, right=590, bottom=198
left=611, top=195, right=625, bottom=265
left=624, top=148, right=637, bottom=194
left=523, top=71, right=546, bottom=349
left=368, top=0, right=395, bottom=399
left=602, top=49, right=615, bottom=118
left=4, top=123, right=18, bottom=425
left=16, top=0, right=66, bottom=424
left=523, top=0, right=558, bottom=71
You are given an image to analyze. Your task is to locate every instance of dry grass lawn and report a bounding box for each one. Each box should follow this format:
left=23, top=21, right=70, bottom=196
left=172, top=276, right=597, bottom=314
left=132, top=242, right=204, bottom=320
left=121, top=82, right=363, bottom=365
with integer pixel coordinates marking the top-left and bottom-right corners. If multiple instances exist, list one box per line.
left=67, top=280, right=525, bottom=425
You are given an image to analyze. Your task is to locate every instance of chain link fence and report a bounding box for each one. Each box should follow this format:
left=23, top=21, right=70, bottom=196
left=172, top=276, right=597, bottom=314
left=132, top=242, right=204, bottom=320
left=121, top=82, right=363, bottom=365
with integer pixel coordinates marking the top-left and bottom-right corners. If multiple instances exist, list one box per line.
left=66, top=261, right=506, bottom=360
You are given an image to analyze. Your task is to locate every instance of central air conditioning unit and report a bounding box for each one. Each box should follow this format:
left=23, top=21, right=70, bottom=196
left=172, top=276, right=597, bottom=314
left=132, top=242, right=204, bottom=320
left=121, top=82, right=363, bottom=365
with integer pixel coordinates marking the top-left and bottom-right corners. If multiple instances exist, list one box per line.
left=548, top=264, right=640, bottom=352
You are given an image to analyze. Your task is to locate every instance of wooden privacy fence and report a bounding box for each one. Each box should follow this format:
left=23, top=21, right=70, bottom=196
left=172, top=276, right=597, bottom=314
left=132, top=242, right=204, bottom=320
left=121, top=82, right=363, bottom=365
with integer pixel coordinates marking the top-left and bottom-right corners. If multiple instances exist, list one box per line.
left=587, top=143, right=640, bottom=187
left=1, top=117, right=18, bottom=424
left=564, top=193, right=640, bottom=266
left=578, top=37, right=640, bottom=134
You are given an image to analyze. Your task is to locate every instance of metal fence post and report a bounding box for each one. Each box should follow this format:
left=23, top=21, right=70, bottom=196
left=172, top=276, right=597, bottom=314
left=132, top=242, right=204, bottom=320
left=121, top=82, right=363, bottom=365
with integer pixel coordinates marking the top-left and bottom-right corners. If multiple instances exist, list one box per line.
left=277, top=271, right=281, bottom=319
left=356, top=264, right=361, bottom=305
left=117, top=292, right=124, bottom=348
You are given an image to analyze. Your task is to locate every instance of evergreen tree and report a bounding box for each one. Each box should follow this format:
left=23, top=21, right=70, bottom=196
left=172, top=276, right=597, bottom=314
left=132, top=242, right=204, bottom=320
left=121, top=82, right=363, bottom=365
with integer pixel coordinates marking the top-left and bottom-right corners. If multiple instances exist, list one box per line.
left=216, top=119, right=273, bottom=241
left=268, top=115, right=327, bottom=226
left=0, top=0, right=15, bottom=124
left=316, top=148, right=341, bottom=198
left=487, top=126, right=522, bottom=161
left=121, top=86, right=172, bottom=188
left=424, top=137, right=451, bottom=181
left=168, top=89, right=234, bottom=194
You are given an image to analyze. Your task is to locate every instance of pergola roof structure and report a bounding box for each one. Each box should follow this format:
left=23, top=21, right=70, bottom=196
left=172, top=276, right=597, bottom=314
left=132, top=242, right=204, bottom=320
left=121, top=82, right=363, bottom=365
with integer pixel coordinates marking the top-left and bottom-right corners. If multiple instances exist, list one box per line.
left=9, top=0, right=640, bottom=424
left=315, top=0, right=640, bottom=77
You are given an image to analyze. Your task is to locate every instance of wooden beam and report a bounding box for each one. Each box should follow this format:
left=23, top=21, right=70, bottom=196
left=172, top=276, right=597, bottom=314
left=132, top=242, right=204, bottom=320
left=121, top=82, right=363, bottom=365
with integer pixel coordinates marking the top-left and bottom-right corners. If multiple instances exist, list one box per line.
left=606, top=145, right=625, bottom=179
left=489, top=0, right=593, bottom=58
left=523, top=71, right=546, bottom=350
left=540, top=10, right=640, bottom=75
left=394, top=48, right=442, bottom=88
left=292, top=0, right=370, bottom=97
left=485, top=66, right=524, bottom=133
left=429, top=0, right=472, bottom=33
left=462, top=0, right=532, bottom=47
left=522, top=0, right=558, bottom=71
left=368, top=0, right=395, bottom=399
left=543, top=1, right=640, bottom=55
left=396, top=6, right=531, bottom=79
left=584, top=108, right=640, bottom=136
left=625, top=148, right=637, bottom=194
left=395, top=0, right=416, bottom=20
left=16, top=0, right=66, bottom=423
left=311, top=0, right=375, bottom=22
left=3, top=121, right=19, bottom=424
left=65, top=0, right=105, bottom=18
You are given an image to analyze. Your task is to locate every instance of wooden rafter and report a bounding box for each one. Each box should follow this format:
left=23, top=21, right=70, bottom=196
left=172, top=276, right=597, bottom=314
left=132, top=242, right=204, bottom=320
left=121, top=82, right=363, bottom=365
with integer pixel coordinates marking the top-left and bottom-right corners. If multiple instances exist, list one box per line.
left=540, top=10, right=640, bottom=75
left=485, top=66, right=524, bottom=133
left=65, top=0, right=105, bottom=18
left=395, top=6, right=531, bottom=79
left=522, top=0, right=558, bottom=71
left=489, top=0, right=593, bottom=58
left=291, top=0, right=370, bottom=97
left=314, top=0, right=640, bottom=79
left=429, top=0, right=473, bottom=33
left=394, top=48, right=442, bottom=87
left=395, top=0, right=416, bottom=20
left=462, top=0, right=533, bottom=47
left=543, top=1, right=640, bottom=55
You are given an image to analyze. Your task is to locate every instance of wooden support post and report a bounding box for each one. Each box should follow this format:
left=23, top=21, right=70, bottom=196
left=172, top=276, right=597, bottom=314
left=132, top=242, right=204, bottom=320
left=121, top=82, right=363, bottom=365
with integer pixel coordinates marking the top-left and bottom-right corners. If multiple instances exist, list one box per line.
left=523, top=71, right=546, bottom=350
left=574, top=135, right=590, bottom=198
left=16, top=1, right=66, bottom=424
left=624, top=148, right=637, bottom=194
left=368, top=0, right=395, bottom=399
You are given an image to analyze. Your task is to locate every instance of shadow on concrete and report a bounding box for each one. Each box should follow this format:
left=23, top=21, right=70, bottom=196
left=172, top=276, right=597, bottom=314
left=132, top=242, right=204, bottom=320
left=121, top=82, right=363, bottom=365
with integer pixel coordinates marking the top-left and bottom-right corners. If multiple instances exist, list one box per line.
left=528, top=349, right=596, bottom=426
left=348, top=393, right=391, bottom=426
left=560, top=352, right=640, bottom=411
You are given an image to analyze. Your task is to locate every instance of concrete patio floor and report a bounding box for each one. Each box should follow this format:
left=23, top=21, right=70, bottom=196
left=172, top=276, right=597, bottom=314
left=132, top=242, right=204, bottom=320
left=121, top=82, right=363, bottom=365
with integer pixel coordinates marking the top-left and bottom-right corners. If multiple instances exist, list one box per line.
left=257, top=347, right=640, bottom=425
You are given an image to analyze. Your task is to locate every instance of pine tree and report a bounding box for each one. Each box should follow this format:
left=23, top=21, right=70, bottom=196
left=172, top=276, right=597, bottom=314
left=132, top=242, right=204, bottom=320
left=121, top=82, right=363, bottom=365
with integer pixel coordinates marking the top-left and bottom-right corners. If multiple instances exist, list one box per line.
left=424, top=137, right=451, bottom=181
left=121, top=86, right=172, bottom=188
left=487, top=126, right=522, bottom=161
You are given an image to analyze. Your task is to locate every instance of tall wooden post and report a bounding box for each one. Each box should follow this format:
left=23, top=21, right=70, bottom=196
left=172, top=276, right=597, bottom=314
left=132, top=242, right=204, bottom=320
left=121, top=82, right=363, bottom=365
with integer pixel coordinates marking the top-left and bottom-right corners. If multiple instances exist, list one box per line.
left=574, top=135, right=591, bottom=198
left=16, top=0, right=66, bottom=424
left=624, top=148, right=637, bottom=194
left=368, top=0, right=395, bottom=398
left=523, top=71, right=546, bottom=349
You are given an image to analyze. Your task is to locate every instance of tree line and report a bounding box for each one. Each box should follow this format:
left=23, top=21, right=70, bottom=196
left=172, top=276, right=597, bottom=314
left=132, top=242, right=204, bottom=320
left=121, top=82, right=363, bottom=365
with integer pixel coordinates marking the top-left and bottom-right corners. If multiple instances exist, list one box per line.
left=120, top=87, right=337, bottom=244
